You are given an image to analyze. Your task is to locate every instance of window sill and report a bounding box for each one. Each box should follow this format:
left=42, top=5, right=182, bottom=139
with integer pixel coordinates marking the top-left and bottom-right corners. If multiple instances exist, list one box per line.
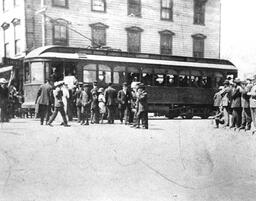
left=91, top=9, right=106, bottom=13
left=193, top=23, right=205, bottom=26
left=160, top=18, right=173, bottom=22
left=127, top=14, right=142, bottom=18
left=52, top=5, right=69, bottom=9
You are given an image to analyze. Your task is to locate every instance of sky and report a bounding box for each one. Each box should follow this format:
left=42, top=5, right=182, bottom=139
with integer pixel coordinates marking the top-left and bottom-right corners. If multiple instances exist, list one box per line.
left=221, top=0, right=256, bottom=77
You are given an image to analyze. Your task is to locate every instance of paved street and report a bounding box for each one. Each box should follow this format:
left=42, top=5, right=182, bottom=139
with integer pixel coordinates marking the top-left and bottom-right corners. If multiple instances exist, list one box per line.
left=0, top=118, right=256, bottom=201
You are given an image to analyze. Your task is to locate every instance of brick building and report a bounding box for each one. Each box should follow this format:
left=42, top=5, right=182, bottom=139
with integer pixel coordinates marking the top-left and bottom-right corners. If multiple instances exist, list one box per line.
left=0, top=0, right=220, bottom=61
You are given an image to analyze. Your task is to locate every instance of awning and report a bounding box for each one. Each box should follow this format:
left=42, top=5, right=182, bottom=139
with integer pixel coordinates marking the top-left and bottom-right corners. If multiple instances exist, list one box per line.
left=0, top=66, right=13, bottom=73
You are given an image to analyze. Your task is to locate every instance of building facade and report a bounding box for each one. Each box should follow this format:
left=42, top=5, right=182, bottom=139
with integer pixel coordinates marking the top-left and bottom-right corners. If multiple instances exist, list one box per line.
left=0, top=0, right=221, bottom=61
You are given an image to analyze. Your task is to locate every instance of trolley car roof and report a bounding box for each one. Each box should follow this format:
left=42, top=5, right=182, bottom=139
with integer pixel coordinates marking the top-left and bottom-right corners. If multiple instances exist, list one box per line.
left=25, top=46, right=237, bottom=71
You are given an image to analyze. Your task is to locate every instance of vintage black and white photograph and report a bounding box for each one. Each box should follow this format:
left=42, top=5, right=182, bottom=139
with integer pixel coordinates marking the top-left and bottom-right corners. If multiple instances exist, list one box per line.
left=0, top=0, right=256, bottom=200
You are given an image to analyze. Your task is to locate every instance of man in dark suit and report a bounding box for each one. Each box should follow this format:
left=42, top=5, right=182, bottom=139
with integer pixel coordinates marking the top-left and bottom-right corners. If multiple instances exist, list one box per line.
left=117, top=82, right=132, bottom=124
left=90, top=81, right=99, bottom=123
left=230, top=78, right=242, bottom=129
left=239, top=79, right=252, bottom=130
left=220, top=80, right=232, bottom=127
left=135, top=83, right=148, bottom=129
left=74, top=82, right=83, bottom=123
left=35, top=78, right=53, bottom=125
left=104, top=82, right=117, bottom=124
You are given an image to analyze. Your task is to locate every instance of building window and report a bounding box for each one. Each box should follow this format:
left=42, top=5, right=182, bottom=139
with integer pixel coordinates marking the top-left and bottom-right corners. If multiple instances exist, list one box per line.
left=194, top=0, right=206, bottom=25
left=12, top=18, right=21, bottom=55
left=4, top=43, right=10, bottom=57
left=159, top=30, right=174, bottom=55
left=90, top=22, right=109, bottom=47
left=128, top=0, right=141, bottom=17
left=1, top=22, right=10, bottom=57
left=3, top=0, right=11, bottom=12
left=91, top=0, right=106, bottom=12
left=126, top=26, right=143, bottom=53
left=192, top=34, right=206, bottom=58
left=53, top=20, right=68, bottom=46
left=161, top=0, right=173, bottom=20
left=52, top=0, right=68, bottom=8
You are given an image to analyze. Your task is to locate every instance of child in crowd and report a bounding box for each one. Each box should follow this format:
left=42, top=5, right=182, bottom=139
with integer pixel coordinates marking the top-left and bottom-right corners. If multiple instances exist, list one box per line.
left=98, top=88, right=106, bottom=124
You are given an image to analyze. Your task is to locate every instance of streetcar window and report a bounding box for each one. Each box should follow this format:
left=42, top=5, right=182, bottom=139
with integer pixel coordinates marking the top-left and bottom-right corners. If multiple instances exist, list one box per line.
left=49, top=61, right=64, bottom=82
left=83, top=64, right=96, bottom=83
left=190, top=76, right=201, bottom=87
left=166, top=69, right=178, bottom=87
left=45, top=62, right=50, bottom=81
left=113, top=66, right=126, bottom=84
left=214, top=72, right=224, bottom=88
left=154, top=74, right=166, bottom=86
left=30, top=62, right=44, bottom=84
left=65, top=62, right=76, bottom=76
left=179, top=75, right=189, bottom=87
left=98, top=64, right=111, bottom=84
left=24, top=62, right=30, bottom=83
left=202, top=76, right=212, bottom=88
left=127, top=67, right=140, bottom=84
left=215, top=76, right=223, bottom=88
left=141, top=67, right=153, bottom=86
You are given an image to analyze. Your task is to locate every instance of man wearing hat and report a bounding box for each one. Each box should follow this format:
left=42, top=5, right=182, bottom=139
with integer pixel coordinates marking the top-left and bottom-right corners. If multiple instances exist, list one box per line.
left=117, top=82, right=132, bottom=124
left=134, top=83, right=148, bottom=129
left=47, top=81, right=70, bottom=127
left=213, top=86, right=224, bottom=113
left=35, top=77, right=54, bottom=125
left=0, top=78, right=9, bottom=122
left=248, top=75, right=256, bottom=134
left=74, top=82, right=83, bottom=123
left=104, top=82, right=117, bottom=124
left=230, top=78, right=242, bottom=129
left=90, top=81, right=99, bottom=123
left=80, top=83, right=91, bottom=125
left=239, top=79, right=253, bottom=130
left=220, top=80, right=232, bottom=127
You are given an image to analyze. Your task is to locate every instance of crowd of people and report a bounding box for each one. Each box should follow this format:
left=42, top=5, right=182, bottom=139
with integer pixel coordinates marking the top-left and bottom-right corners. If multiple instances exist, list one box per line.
left=213, top=75, right=256, bottom=134
left=35, top=77, right=149, bottom=129
left=0, top=78, right=24, bottom=122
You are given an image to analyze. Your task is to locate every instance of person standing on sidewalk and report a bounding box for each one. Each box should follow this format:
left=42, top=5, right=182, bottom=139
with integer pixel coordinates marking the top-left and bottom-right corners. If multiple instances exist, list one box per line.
left=75, top=82, right=83, bottom=123
left=104, top=83, right=117, bottom=124
left=239, top=79, right=253, bottom=131
left=248, top=75, right=256, bottom=135
left=220, top=80, right=232, bottom=127
left=47, top=81, right=70, bottom=127
left=230, top=78, right=242, bottom=129
left=134, top=83, right=148, bottom=129
left=90, top=82, right=99, bottom=123
left=80, top=84, right=91, bottom=125
left=35, top=78, right=54, bottom=125
left=117, top=82, right=132, bottom=124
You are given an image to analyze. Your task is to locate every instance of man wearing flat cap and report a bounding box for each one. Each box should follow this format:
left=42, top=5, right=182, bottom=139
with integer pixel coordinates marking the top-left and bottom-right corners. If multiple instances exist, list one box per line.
left=90, top=81, right=99, bottom=123
left=220, top=80, right=232, bottom=127
left=0, top=78, right=9, bottom=122
left=35, top=77, right=54, bottom=125
left=117, top=82, right=132, bottom=124
left=80, top=83, right=91, bottom=125
left=104, top=82, right=117, bottom=124
left=74, top=82, right=83, bottom=123
left=248, top=75, right=256, bottom=134
left=135, top=83, right=148, bottom=129
left=230, top=78, right=242, bottom=129
left=239, top=79, right=253, bottom=130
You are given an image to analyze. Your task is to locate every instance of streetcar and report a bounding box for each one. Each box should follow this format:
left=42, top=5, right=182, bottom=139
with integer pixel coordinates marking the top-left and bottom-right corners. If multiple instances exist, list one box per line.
left=22, top=45, right=237, bottom=119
